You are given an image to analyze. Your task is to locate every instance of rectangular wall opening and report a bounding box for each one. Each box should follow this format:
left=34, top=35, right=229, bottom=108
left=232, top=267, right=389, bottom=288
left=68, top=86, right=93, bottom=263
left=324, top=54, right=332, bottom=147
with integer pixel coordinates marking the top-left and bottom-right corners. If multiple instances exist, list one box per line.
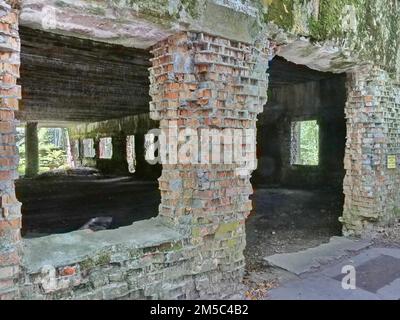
left=246, top=56, right=347, bottom=272
left=290, top=120, right=319, bottom=166
left=15, top=27, right=161, bottom=238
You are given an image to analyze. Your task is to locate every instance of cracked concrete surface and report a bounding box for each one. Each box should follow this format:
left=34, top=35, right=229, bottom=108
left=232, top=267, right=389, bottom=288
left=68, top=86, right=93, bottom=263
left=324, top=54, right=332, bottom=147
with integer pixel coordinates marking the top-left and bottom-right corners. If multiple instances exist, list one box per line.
left=264, top=236, right=372, bottom=275
left=265, top=246, right=400, bottom=300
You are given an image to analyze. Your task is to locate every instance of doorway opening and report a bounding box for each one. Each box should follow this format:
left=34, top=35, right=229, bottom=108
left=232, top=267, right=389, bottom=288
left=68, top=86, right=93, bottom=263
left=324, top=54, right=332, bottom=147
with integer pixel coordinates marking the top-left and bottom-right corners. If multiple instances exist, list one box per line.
left=246, top=56, right=347, bottom=272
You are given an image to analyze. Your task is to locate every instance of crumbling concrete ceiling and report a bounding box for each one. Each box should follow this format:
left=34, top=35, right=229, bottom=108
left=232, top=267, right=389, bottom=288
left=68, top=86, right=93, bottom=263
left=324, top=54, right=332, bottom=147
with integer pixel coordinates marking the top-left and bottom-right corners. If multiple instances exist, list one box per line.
left=19, top=0, right=261, bottom=49
left=17, top=27, right=152, bottom=123
left=264, top=1, right=400, bottom=75
left=268, top=56, right=337, bottom=88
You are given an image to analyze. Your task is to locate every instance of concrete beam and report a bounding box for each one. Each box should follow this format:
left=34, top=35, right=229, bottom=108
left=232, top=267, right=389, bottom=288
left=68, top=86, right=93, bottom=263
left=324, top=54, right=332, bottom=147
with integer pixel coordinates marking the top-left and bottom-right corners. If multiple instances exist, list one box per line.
left=17, top=27, right=151, bottom=123
left=19, top=0, right=263, bottom=49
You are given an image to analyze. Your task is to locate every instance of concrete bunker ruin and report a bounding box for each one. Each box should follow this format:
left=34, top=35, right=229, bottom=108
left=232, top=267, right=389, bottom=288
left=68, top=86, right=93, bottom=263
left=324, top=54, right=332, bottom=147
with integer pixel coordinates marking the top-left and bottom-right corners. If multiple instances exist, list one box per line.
left=1, top=0, right=400, bottom=300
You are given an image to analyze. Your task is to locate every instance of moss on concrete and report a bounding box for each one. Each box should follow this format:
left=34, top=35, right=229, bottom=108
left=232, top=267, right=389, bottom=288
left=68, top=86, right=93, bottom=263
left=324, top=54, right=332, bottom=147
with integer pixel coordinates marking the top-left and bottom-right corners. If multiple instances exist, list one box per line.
left=308, top=0, right=363, bottom=39
left=96, top=252, right=111, bottom=266
left=264, top=0, right=294, bottom=30
left=262, top=0, right=400, bottom=77
left=159, top=241, right=183, bottom=252
left=80, top=258, right=95, bottom=271
left=181, top=0, right=200, bottom=18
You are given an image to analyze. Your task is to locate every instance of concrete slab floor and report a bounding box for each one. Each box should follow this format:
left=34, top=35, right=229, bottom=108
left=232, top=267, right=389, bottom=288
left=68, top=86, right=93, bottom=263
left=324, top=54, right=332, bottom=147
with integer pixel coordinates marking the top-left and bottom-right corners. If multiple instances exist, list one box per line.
left=18, top=181, right=345, bottom=274
left=18, top=182, right=343, bottom=256
left=266, top=247, right=400, bottom=300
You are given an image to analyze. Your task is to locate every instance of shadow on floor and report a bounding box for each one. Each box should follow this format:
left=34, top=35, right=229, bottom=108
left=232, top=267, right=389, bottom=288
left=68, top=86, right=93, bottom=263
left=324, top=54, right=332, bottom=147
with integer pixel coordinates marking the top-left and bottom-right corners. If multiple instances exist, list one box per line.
left=245, top=187, right=343, bottom=272
left=16, top=175, right=160, bottom=237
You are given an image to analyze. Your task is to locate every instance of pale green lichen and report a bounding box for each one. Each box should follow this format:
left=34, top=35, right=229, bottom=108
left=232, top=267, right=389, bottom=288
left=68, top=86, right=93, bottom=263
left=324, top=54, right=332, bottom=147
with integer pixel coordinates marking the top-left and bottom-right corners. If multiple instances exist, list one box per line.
left=96, top=252, right=111, bottom=266
left=80, top=258, right=95, bottom=271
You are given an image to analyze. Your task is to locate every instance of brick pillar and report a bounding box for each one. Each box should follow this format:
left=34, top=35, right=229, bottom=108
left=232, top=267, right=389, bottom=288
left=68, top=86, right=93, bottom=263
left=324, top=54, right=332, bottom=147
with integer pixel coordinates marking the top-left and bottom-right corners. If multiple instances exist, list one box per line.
left=25, top=122, right=39, bottom=177
left=149, top=32, right=269, bottom=295
left=342, top=66, right=399, bottom=236
left=0, top=0, right=21, bottom=300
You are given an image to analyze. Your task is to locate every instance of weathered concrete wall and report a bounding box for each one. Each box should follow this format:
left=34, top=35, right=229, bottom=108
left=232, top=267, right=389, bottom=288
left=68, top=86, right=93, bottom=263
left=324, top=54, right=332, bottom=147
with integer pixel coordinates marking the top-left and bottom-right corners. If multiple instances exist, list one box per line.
left=19, top=219, right=211, bottom=300
left=16, top=1, right=400, bottom=76
left=264, top=0, right=400, bottom=75
left=19, top=0, right=263, bottom=49
left=69, top=114, right=161, bottom=178
left=255, top=75, right=347, bottom=189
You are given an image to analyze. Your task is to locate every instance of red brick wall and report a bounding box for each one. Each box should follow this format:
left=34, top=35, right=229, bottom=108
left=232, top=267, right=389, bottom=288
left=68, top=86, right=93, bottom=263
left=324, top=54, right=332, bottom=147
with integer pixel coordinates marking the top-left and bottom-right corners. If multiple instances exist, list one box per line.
left=0, top=0, right=21, bottom=300
left=149, top=32, right=269, bottom=293
left=342, top=66, right=400, bottom=236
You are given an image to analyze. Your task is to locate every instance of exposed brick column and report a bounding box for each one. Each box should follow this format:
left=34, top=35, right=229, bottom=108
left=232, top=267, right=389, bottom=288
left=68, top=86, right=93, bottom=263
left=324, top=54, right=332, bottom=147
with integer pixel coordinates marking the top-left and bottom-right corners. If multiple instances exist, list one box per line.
left=342, top=66, right=399, bottom=236
left=149, top=32, right=269, bottom=295
left=25, top=121, right=39, bottom=177
left=0, top=0, right=21, bottom=300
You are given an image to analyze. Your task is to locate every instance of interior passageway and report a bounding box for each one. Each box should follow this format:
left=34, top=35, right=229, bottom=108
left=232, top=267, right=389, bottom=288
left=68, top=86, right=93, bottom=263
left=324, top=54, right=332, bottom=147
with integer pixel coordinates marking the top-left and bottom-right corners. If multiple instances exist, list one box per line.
left=245, top=57, right=347, bottom=272
left=16, top=27, right=160, bottom=237
left=17, top=175, right=160, bottom=237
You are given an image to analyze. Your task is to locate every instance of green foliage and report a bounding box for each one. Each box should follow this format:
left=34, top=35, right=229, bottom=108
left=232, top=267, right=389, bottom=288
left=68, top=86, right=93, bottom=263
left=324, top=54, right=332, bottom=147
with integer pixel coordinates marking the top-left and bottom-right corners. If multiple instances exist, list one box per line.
left=299, top=120, right=319, bottom=166
left=38, top=128, right=68, bottom=172
left=17, top=127, right=26, bottom=175
left=39, top=148, right=67, bottom=171
left=17, top=127, right=68, bottom=175
left=180, top=0, right=200, bottom=18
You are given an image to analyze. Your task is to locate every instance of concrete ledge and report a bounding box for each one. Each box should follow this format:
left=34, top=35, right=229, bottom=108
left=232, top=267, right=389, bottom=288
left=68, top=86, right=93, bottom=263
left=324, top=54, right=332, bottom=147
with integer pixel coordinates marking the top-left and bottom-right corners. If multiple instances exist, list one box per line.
left=22, top=218, right=183, bottom=274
